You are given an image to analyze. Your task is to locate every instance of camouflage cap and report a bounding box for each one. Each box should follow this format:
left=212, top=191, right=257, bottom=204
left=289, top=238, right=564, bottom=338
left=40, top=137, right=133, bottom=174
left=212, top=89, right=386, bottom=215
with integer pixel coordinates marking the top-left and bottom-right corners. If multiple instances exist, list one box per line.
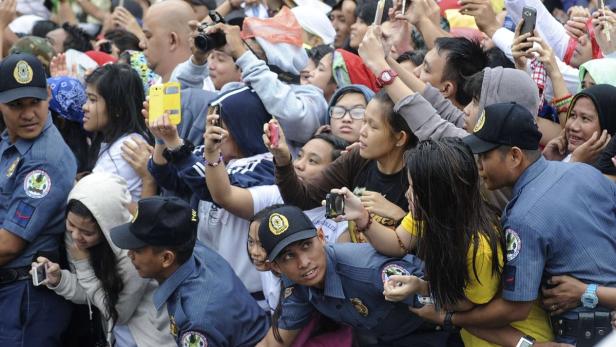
left=9, top=36, right=55, bottom=71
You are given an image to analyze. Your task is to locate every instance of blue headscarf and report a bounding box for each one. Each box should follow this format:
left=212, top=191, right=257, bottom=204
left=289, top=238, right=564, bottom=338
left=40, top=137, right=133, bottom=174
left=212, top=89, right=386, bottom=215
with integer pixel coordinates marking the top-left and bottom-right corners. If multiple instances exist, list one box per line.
left=48, top=76, right=87, bottom=123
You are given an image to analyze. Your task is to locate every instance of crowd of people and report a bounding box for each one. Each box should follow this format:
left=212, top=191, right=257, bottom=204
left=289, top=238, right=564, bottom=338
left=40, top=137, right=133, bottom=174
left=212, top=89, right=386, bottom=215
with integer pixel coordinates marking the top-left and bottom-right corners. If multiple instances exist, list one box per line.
left=0, top=0, right=615, bottom=346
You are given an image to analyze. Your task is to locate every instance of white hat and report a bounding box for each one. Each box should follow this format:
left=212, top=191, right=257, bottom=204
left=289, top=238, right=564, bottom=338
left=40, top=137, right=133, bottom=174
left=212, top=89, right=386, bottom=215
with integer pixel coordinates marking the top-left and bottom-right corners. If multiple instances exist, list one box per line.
left=291, top=5, right=336, bottom=45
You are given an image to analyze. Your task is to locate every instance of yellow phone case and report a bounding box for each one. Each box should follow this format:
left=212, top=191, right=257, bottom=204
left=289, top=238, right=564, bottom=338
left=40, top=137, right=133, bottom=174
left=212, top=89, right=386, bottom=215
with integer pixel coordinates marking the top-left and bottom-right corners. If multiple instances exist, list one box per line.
left=148, top=82, right=182, bottom=126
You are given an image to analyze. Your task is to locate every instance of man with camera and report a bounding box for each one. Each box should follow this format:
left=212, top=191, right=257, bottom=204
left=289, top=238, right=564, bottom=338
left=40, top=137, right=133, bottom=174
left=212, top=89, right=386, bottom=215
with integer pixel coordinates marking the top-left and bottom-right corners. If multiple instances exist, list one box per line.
left=173, top=10, right=328, bottom=152
left=0, top=53, right=76, bottom=346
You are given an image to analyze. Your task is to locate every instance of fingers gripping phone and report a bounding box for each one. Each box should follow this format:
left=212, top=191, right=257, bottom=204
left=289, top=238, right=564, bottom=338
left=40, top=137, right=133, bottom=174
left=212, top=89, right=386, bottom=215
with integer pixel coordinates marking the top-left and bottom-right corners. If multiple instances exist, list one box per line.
left=148, top=82, right=182, bottom=126
left=32, top=263, right=47, bottom=286
left=208, top=104, right=221, bottom=142
left=520, top=6, right=537, bottom=37
left=268, top=123, right=279, bottom=147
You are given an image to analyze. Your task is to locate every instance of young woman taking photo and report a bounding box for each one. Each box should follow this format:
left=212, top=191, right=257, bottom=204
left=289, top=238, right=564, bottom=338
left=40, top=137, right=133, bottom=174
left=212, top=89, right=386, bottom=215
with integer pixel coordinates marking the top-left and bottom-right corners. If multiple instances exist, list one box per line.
left=32, top=173, right=174, bottom=347
left=265, top=90, right=417, bottom=243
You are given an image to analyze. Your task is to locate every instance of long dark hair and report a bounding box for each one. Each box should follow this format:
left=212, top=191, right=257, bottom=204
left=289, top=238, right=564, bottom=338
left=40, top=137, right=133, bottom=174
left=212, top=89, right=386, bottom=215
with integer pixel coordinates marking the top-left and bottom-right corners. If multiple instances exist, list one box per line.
left=406, top=138, right=504, bottom=308
left=85, top=64, right=153, bottom=147
left=67, top=199, right=124, bottom=324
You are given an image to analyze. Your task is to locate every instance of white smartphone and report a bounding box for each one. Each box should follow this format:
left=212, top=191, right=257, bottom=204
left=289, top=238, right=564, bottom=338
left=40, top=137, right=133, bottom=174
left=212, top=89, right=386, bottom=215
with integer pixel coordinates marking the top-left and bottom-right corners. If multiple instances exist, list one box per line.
left=32, top=263, right=48, bottom=286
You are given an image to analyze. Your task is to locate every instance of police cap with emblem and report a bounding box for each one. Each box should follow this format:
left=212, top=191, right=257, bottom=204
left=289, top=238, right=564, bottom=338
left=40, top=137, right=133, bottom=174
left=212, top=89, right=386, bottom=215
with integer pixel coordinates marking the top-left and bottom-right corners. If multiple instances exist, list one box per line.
left=463, top=102, right=542, bottom=154
left=258, top=205, right=317, bottom=261
left=0, top=53, right=48, bottom=103
left=111, top=196, right=198, bottom=249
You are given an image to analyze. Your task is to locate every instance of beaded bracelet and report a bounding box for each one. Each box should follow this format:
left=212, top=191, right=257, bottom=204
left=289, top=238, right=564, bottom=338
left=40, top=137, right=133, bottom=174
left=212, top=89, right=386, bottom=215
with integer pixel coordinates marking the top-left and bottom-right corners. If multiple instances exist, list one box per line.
left=356, top=211, right=373, bottom=232
left=204, top=153, right=224, bottom=167
left=551, top=94, right=573, bottom=108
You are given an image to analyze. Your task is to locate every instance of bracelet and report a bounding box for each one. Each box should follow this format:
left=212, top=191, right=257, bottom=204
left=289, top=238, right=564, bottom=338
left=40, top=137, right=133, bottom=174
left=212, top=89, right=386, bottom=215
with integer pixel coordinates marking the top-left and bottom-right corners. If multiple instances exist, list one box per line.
left=356, top=211, right=372, bottom=232
left=204, top=153, right=223, bottom=167
left=557, top=105, right=570, bottom=114
left=551, top=93, right=572, bottom=104
left=551, top=94, right=573, bottom=108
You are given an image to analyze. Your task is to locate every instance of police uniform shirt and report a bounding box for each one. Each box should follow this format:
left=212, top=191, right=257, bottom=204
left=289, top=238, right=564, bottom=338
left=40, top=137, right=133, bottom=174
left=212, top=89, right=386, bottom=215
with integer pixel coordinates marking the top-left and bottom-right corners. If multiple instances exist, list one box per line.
left=501, top=157, right=616, bottom=319
left=0, top=116, right=77, bottom=268
left=153, top=241, right=269, bottom=347
left=279, top=243, right=428, bottom=344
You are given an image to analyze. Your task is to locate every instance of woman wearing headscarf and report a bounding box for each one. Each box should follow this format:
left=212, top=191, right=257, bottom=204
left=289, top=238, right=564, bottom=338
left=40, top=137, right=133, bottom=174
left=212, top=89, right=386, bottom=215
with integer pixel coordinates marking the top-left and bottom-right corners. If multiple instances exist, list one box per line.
left=578, top=58, right=616, bottom=89
left=543, top=84, right=616, bottom=164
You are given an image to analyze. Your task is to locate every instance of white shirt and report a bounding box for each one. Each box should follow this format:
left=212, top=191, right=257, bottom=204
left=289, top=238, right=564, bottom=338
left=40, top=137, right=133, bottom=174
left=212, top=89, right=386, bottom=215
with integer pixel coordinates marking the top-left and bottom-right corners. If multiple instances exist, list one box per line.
left=92, top=134, right=144, bottom=201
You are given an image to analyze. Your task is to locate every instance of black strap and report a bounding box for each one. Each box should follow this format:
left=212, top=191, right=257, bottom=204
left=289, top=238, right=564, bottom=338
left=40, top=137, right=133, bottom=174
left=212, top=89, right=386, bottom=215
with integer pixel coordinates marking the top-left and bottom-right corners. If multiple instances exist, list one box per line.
left=251, top=291, right=266, bottom=302
left=0, top=266, right=31, bottom=285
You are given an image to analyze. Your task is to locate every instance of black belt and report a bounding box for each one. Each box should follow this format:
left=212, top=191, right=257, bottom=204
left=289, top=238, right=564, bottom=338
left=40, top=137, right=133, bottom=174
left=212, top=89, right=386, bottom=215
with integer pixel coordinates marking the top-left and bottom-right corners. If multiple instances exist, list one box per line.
left=551, top=311, right=611, bottom=346
left=251, top=291, right=265, bottom=302
left=0, top=266, right=31, bottom=285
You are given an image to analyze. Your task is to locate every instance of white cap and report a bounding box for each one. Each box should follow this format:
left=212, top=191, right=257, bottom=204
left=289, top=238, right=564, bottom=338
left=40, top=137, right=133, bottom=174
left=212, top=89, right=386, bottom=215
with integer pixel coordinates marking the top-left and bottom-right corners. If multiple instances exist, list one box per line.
left=291, top=5, right=336, bottom=45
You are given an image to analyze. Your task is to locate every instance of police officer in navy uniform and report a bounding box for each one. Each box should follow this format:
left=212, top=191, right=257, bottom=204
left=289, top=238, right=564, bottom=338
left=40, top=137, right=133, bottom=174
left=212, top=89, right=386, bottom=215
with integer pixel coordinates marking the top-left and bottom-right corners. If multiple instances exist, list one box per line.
left=255, top=205, right=451, bottom=347
left=110, top=196, right=270, bottom=347
left=0, top=53, right=76, bottom=346
left=458, top=102, right=616, bottom=347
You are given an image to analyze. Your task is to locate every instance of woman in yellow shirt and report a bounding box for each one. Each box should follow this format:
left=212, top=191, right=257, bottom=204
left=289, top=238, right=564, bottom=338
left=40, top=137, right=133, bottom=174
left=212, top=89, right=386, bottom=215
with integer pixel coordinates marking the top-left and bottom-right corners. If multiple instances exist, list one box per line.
left=332, top=138, right=554, bottom=346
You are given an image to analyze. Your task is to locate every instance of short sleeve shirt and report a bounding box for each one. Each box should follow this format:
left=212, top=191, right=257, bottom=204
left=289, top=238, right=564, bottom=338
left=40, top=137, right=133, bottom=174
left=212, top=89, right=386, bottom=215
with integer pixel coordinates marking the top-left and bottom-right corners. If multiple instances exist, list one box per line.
left=0, top=116, right=77, bottom=268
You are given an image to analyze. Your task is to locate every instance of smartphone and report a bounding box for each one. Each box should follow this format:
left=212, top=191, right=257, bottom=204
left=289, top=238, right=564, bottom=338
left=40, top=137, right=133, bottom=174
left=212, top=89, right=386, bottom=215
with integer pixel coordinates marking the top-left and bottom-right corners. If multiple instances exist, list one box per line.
left=148, top=82, right=182, bottom=126
left=374, top=0, right=386, bottom=25
left=520, top=6, right=537, bottom=37
left=32, top=263, right=47, bottom=286
left=268, top=123, right=279, bottom=147
left=325, top=193, right=345, bottom=218
left=208, top=104, right=221, bottom=142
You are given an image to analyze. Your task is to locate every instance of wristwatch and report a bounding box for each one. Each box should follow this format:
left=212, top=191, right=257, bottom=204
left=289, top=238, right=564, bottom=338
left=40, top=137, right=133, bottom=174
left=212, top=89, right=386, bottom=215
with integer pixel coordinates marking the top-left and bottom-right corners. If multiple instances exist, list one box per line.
left=162, top=139, right=195, bottom=163
left=376, top=69, right=399, bottom=88
left=581, top=283, right=599, bottom=308
left=515, top=335, right=535, bottom=347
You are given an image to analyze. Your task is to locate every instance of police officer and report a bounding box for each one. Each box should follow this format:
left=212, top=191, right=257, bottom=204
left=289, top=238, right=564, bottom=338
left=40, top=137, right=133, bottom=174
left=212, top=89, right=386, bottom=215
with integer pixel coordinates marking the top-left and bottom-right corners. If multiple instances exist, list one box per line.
left=456, top=102, right=616, bottom=346
left=255, top=205, right=451, bottom=347
left=0, top=53, right=76, bottom=346
left=110, top=196, right=270, bottom=347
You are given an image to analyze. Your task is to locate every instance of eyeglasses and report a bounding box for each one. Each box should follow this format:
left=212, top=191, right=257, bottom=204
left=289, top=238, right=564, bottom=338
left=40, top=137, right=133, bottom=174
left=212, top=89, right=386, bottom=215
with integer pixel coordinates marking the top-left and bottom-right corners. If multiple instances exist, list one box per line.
left=329, top=106, right=366, bottom=120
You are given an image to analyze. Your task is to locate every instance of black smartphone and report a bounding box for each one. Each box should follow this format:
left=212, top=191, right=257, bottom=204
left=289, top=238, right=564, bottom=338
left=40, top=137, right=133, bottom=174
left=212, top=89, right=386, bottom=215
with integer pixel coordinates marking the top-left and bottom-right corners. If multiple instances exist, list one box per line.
left=325, top=193, right=345, bottom=218
left=208, top=104, right=221, bottom=142
left=520, top=6, right=537, bottom=37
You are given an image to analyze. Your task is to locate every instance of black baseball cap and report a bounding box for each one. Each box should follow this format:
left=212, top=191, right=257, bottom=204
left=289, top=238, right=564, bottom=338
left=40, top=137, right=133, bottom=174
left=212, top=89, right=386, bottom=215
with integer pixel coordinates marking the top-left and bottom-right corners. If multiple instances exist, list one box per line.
left=0, top=53, right=48, bottom=103
left=110, top=196, right=198, bottom=250
left=258, top=205, right=317, bottom=261
left=463, top=102, right=542, bottom=154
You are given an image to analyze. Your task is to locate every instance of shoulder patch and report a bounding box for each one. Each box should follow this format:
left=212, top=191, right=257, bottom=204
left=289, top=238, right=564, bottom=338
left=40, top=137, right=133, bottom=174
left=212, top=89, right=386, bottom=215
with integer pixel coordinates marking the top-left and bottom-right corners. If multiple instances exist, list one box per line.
left=381, top=263, right=410, bottom=283
left=505, top=229, right=521, bottom=262
left=12, top=201, right=35, bottom=228
left=24, top=170, right=51, bottom=199
left=180, top=331, right=208, bottom=347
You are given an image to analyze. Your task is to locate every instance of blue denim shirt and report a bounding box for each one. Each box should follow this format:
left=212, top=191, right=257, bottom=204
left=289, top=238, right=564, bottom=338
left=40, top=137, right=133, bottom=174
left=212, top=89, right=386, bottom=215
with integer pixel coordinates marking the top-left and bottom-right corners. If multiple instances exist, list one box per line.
left=153, top=241, right=269, bottom=347
left=501, top=158, right=616, bottom=322
left=0, top=116, right=76, bottom=268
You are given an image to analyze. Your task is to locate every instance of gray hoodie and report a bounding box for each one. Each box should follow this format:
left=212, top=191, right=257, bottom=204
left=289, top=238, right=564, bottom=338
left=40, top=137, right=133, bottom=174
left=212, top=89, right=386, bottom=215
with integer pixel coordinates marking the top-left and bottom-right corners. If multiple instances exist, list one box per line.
left=394, top=67, right=539, bottom=210
left=48, top=173, right=174, bottom=346
left=394, top=67, right=540, bottom=141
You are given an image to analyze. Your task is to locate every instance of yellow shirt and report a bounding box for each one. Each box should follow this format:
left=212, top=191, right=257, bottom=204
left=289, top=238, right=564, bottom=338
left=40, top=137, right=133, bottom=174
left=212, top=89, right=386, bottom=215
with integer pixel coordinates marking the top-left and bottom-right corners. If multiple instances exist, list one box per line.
left=400, top=213, right=554, bottom=346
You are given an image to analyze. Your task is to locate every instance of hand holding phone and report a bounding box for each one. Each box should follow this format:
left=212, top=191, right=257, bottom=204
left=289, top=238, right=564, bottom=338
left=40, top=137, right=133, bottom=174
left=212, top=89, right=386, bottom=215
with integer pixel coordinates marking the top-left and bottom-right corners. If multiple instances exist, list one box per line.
left=148, top=82, right=182, bottom=126
left=520, top=6, right=537, bottom=38
left=268, top=123, right=279, bottom=148
left=32, top=262, right=48, bottom=286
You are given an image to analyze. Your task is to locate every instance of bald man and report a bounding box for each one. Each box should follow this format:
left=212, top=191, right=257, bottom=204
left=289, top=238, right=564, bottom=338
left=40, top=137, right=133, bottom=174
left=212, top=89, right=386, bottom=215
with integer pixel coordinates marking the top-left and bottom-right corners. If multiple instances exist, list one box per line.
left=140, top=0, right=196, bottom=82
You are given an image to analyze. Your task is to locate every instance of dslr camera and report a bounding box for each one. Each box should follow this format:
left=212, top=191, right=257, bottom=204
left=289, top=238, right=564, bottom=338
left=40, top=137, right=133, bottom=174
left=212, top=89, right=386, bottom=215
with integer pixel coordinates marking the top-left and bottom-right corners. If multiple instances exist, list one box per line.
left=194, top=11, right=227, bottom=52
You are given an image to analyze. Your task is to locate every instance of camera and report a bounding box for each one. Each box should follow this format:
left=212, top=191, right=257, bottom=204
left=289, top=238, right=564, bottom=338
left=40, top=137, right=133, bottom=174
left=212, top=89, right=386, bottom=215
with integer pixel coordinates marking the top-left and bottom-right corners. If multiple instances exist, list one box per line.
left=325, top=193, right=345, bottom=218
left=32, top=263, right=47, bottom=286
left=194, top=11, right=227, bottom=52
